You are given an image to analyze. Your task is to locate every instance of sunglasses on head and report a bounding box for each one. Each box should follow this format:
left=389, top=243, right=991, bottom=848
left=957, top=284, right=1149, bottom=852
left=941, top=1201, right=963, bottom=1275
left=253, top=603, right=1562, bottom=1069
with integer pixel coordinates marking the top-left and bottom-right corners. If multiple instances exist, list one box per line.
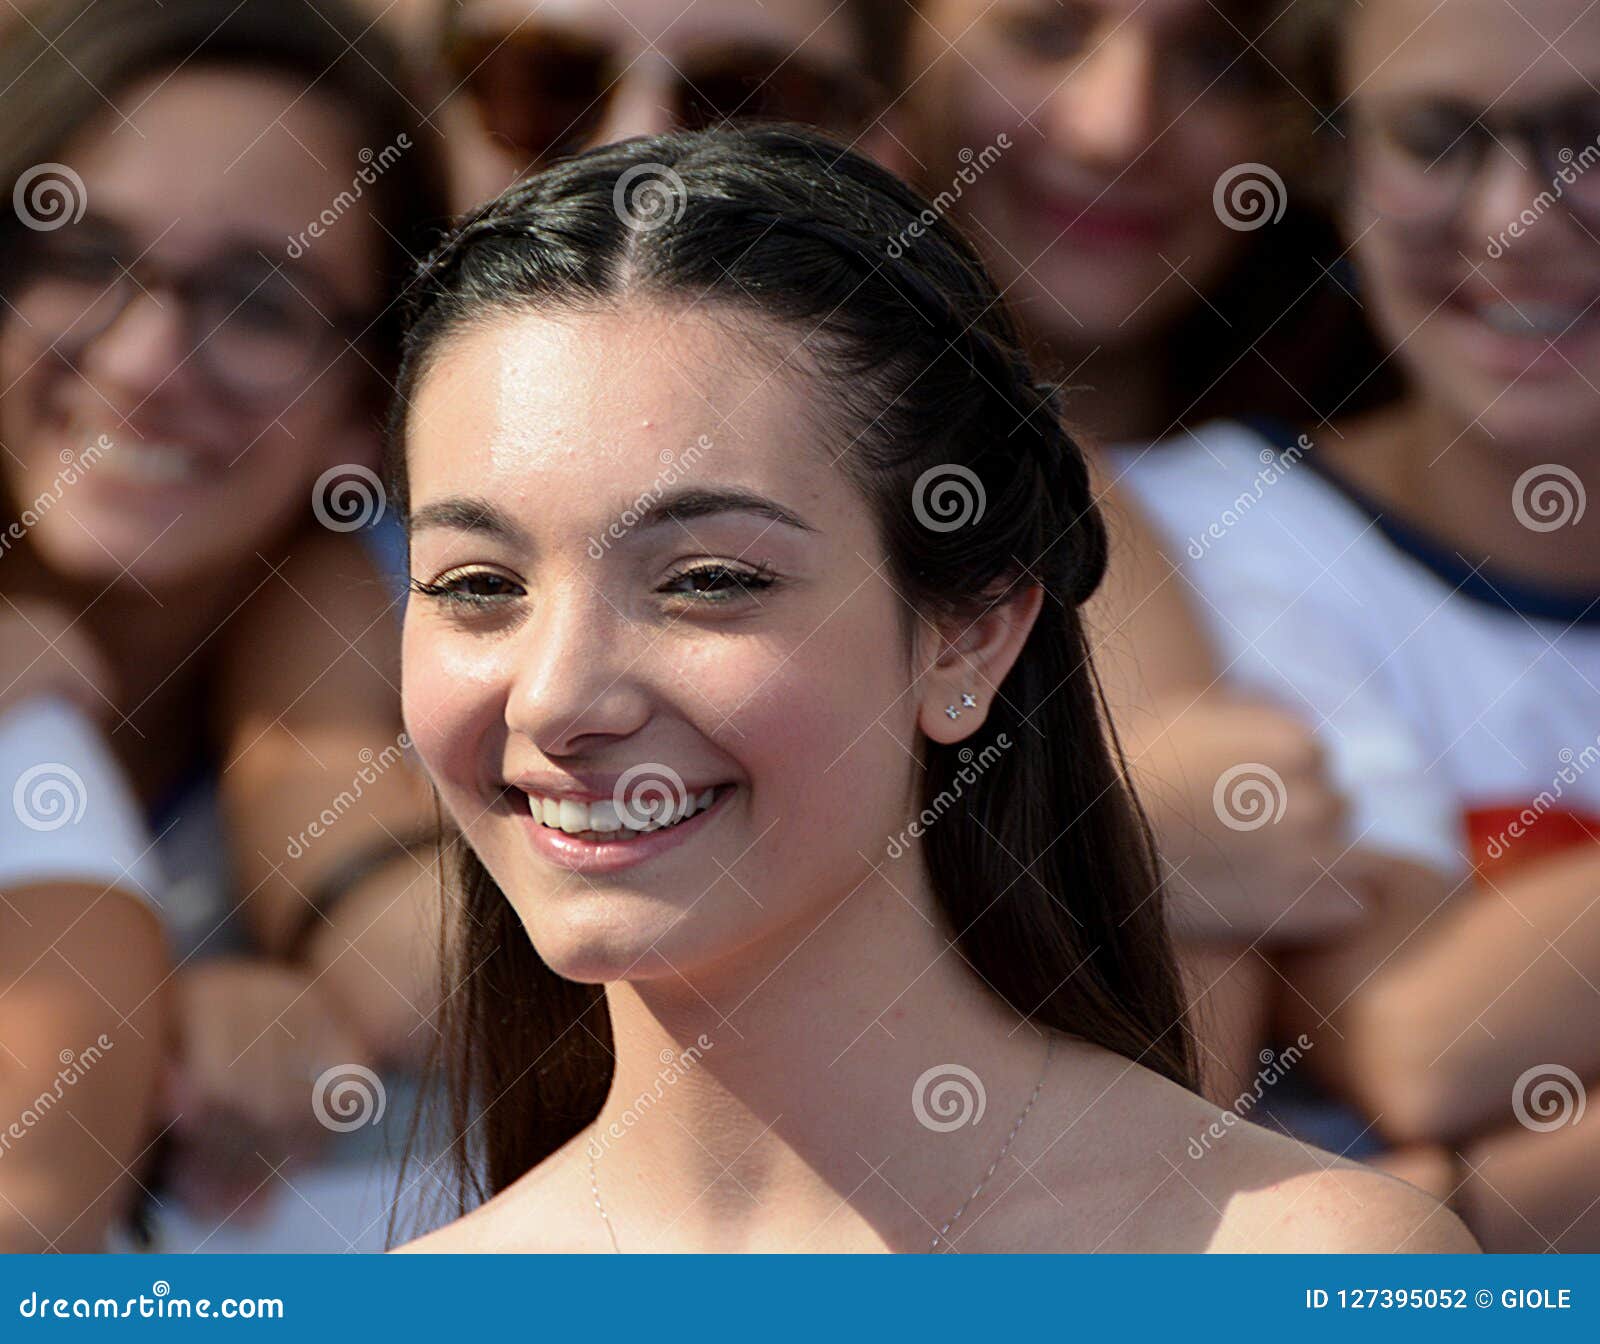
left=445, top=24, right=882, bottom=167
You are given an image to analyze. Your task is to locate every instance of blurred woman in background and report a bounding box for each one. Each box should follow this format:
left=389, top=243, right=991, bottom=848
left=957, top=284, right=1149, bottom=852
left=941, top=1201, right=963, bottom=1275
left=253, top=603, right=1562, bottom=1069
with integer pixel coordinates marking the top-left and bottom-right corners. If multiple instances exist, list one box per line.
left=433, top=0, right=902, bottom=209
left=1118, top=0, right=1600, bottom=1249
left=0, top=0, right=450, bottom=1249
left=899, top=0, right=1387, bottom=1101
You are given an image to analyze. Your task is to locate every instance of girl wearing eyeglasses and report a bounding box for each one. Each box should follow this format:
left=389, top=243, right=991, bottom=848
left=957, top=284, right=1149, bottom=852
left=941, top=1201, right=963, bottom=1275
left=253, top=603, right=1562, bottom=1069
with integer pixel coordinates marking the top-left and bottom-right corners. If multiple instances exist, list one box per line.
left=387, top=123, right=1474, bottom=1254
left=1119, top=0, right=1600, bottom=1250
left=0, top=0, right=449, bottom=1249
left=435, top=0, right=901, bottom=210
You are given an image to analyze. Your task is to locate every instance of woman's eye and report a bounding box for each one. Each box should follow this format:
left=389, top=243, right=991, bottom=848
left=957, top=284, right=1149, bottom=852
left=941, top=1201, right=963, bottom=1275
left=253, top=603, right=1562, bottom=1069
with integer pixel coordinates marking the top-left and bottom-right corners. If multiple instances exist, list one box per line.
left=661, top=563, right=776, bottom=604
left=409, top=569, right=524, bottom=606
left=992, top=3, right=1095, bottom=60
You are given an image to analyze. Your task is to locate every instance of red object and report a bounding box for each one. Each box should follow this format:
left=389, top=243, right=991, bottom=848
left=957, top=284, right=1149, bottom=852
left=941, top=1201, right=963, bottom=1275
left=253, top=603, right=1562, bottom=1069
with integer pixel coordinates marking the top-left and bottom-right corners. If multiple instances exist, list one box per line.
left=1466, top=803, right=1600, bottom=878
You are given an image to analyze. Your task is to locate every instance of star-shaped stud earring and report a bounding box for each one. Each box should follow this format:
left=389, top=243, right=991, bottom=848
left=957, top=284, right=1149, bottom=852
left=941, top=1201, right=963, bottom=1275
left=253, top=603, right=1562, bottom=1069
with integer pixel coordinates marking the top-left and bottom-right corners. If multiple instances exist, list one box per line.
left=961, top=693, right=977, bottom=708
left=945, top=705, right=960, bottom=720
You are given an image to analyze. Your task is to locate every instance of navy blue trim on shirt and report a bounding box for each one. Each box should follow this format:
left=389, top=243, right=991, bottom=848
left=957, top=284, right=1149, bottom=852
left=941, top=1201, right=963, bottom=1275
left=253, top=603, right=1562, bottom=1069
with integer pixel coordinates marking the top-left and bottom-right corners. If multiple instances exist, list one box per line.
left=1242, top=415, right=1600, bottom=627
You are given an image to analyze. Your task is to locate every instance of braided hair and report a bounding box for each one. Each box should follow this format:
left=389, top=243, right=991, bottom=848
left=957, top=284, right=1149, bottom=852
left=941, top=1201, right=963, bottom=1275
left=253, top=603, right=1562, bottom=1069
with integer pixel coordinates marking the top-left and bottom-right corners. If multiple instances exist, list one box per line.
left=389, top=124, right=1196, bottom=1219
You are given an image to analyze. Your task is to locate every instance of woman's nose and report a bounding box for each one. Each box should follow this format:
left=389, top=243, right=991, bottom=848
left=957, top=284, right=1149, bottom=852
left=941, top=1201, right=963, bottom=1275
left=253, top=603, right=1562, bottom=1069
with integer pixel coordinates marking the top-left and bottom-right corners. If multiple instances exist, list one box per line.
left=1046, top=32, right=1158, bottom=167
left=75, top=287, right=196, bottom=407
left=503, top=582, right=653, bottom=757
left=593, top=66, right=679, bottom=145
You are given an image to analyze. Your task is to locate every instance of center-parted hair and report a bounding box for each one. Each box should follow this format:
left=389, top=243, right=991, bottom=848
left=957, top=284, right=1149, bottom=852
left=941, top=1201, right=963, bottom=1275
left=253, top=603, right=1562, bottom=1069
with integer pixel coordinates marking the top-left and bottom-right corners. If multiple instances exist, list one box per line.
left=388, top=125, right=1197, bottom=1222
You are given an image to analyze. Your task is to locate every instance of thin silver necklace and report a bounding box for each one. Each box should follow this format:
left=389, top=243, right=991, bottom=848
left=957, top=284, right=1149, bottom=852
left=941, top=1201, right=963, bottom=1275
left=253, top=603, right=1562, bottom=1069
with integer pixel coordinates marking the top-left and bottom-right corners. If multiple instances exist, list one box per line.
left=587, top=1034, right=1053, bottom=1254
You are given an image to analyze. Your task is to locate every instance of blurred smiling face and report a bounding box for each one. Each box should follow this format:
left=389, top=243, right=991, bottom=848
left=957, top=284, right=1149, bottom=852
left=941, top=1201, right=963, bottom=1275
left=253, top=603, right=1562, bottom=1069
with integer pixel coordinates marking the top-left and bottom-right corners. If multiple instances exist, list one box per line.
left=908, top=0, right=1280, bottom=345
left=1341, top=0, right=1600, bottom=452
left=400, top=305, right=924, bottom=984
left=0, top=67, right=380, bottom=585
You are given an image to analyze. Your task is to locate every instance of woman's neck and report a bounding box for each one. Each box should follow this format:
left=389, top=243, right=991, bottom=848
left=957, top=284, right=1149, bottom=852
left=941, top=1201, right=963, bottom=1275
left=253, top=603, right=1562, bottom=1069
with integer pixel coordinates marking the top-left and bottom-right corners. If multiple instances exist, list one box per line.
left=584, top=862, right=1057, bottom=1252
left=1321, top=396, right=1600, bottom=593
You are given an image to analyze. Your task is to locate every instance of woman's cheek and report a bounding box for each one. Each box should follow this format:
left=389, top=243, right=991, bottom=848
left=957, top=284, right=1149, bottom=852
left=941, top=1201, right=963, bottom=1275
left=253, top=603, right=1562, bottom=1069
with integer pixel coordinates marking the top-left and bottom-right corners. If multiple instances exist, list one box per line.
left=401, top=626, right=507, bottom=803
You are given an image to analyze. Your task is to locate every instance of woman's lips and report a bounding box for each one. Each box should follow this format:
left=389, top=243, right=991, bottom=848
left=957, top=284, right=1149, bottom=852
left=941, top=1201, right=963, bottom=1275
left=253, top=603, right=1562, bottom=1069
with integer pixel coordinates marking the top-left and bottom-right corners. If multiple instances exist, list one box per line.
left=510, top=783, right=735, bottom=875
left=1024, top=183, right=1174, bottom=247
left=1443, top=289, right=1600, bottom=375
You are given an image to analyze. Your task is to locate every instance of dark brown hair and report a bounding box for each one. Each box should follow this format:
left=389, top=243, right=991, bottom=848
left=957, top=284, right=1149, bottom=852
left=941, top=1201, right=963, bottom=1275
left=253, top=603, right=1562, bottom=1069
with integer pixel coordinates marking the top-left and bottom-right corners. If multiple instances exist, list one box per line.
left=389, top=124, right=1199, bottom=1228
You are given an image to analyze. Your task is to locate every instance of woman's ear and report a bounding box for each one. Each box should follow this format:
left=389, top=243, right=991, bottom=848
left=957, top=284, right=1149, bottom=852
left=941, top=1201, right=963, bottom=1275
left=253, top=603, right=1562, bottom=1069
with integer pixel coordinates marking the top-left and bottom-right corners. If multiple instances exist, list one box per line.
left=916, top=582, right=1046, bottom=744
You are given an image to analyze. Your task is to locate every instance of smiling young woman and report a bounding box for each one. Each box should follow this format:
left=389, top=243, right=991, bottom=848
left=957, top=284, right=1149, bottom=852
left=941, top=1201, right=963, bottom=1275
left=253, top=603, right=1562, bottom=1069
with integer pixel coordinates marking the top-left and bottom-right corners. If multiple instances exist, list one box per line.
left=389, top=125, right=1476, bottom=1254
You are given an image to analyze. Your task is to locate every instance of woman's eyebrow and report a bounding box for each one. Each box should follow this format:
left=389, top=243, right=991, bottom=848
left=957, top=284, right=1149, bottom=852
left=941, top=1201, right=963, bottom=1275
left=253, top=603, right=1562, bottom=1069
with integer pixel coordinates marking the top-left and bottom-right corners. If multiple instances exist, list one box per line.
left=627, top=486, right=819, bottom=535
left=407, top=496, right=528, bottom=543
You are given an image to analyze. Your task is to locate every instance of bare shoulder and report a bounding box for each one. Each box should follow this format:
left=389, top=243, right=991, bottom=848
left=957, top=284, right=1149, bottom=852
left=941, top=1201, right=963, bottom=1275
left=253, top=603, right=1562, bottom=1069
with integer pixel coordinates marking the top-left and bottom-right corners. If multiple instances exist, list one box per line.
left=393, top=1136, right=605, bottom=1254
left=1206, top=1151, right=1479, bottom=1253
left=996, top=1045, right=1477, bottom=1254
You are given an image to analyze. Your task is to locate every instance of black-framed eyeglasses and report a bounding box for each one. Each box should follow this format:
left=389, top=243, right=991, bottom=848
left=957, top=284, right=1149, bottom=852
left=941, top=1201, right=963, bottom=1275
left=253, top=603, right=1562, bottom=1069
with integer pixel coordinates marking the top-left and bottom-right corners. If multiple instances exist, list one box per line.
left=1334, top=94, right=1600, bottom=236
left=7, top=227, right=374, bottom=400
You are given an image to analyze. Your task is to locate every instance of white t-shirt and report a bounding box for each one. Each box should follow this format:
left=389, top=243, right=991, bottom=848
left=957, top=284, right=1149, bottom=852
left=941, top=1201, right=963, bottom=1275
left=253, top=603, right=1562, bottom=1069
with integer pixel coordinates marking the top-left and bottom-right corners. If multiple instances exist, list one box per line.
left=1114, top=418, right=1600, bottom=882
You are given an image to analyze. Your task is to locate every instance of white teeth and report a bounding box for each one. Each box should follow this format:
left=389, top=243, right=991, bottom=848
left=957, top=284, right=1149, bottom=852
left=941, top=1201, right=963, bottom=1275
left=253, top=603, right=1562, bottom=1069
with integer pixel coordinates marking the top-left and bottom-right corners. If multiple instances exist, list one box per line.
left=1477, top=301, right=1587, bottom=337
left=525, top=786, right=723, bottom=838
left=104, top=439, right=205, bottom=483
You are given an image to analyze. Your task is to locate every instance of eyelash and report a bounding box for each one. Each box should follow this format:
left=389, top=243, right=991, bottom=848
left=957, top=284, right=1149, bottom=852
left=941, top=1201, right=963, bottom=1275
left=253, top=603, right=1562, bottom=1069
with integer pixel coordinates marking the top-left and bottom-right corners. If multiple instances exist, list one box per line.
left=407, top=561, right=779, bottom=610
